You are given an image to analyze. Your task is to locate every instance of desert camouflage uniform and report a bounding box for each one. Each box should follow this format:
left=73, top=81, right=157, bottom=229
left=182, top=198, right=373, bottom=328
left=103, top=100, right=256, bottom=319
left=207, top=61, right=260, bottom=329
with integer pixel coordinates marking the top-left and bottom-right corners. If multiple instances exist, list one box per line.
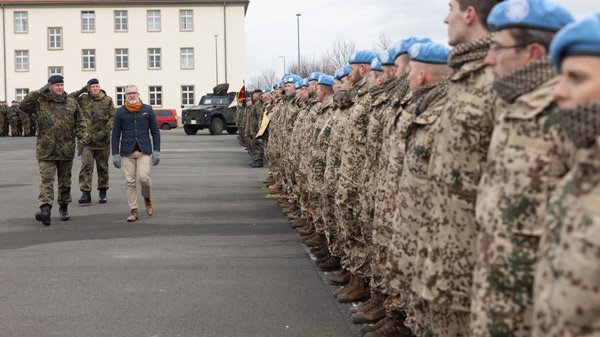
left=282, top=96, right=302, bottom=202
left=267, top=96, right=285, bottom=183
left=288, top=97, right=313, bottom=216
left=271, top=95, right=293, bottom=189
left=20, top=89, right=89, bottom=207
left=324, top=89, right=355, bottom=267
left=70, top=88, right=115, bottom=193
left=471, top=65, right=574, bottom=336
left=533, top=128, right=600, bottom=337
left=417, top=35, right=496, bottom=332
left=249, top=98, right=264, bottom=161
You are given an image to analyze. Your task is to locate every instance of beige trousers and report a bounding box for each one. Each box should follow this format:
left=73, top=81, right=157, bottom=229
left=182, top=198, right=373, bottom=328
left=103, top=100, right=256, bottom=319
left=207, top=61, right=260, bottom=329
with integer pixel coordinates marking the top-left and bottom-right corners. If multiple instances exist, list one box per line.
left=122, top=151, right=151, bottom=210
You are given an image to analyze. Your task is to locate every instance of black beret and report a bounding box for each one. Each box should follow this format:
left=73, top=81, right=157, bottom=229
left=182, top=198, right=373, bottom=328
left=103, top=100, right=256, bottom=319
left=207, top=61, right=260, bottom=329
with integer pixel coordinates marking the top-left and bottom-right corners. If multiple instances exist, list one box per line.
left=87, top=78, right=99, bottom=85
left=48, top=75, right=64, bottom=84
left=253, top=89, right=262, bottom=94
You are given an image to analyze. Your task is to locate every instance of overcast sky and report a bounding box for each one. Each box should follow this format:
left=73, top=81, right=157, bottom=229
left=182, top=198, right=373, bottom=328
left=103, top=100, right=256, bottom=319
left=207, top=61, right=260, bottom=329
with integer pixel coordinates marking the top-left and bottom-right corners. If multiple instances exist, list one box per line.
left=244, top=0, right=598, bottom=83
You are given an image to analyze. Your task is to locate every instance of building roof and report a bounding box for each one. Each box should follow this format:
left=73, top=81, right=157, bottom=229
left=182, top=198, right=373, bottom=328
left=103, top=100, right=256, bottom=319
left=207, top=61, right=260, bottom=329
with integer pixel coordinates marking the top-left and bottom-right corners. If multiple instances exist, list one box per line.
left=0, top=0, right=250, bottom=12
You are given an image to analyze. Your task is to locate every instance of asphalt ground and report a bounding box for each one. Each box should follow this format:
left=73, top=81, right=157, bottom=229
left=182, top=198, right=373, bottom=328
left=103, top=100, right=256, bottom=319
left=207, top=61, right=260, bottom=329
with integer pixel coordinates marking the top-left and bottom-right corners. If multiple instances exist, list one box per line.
left=0, top=129, right=363, bottom=337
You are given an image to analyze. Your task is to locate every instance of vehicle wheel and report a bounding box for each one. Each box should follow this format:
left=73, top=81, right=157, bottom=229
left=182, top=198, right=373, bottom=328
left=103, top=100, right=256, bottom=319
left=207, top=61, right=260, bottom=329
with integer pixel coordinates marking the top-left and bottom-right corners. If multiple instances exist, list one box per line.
left=183, top=125, right=198, bottom=135
left=226, top=127, right=238, bottom=134
left=161, top=123, right=171, bottom=131
left=209, top=118, right=224, bottom=135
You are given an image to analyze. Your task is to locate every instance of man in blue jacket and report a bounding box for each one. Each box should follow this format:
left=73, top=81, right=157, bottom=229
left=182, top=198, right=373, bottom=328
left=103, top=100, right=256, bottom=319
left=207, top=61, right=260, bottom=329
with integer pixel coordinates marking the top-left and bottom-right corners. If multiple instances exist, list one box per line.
left=111, top=84, right=160, bottom=222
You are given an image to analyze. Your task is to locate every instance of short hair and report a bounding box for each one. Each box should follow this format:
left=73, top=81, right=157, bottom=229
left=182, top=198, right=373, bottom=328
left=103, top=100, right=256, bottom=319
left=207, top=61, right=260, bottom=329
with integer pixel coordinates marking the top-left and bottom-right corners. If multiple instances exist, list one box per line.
left=456, top=0, right=503, bottom=29
left=318, top=84, right=334, bottom=95
left=507, top=27, right=556, bottom=51
left=125, top=84, right=138, bottom=92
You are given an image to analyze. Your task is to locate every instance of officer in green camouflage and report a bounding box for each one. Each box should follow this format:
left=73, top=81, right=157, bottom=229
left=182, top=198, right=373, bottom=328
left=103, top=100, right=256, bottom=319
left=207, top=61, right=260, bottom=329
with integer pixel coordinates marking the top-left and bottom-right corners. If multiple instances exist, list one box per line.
left=20, top=75, right=89, bottom=226
left=8, top=100, right=22, bottom=136
left=0, top=101, right=7, bottom=136
left=70, top=78, right=115, bottom=205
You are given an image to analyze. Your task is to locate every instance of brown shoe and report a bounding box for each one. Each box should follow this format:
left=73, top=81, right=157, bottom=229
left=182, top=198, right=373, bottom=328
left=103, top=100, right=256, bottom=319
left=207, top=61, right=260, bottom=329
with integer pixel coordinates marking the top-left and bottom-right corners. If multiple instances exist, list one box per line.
left=305, top=234, right=326, bottom=247
left=263, top=177, right=274, bottom=185
left=338, top=278, right=370, bottom=303
left=144, top=198, right=154, bottom=216
left=127, top=209, right=138, bottom=222
left=364, top=312, right=410, bottom=337
left=283, top=205, right=298, bottom=214
left=361, top=315, right=391, bottom=334
left=329, top=269, right=350, bottom=286
left=351, top=292, right=386, bottom=323
left=349, top=291, right=380, bottom=313
left=290, top=218, right=307, bottom=228
left=333, top=273, right=357, bottom=297
left=318, top=256, right=341, bottom=271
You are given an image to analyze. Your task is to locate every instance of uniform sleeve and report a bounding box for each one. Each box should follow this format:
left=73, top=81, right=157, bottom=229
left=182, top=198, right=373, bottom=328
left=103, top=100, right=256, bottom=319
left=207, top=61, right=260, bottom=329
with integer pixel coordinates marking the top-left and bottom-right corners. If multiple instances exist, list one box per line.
left=19, top=90, right=41, bottom=114
left=106, top=98, right=116, bottom=136
left=74, top=104, right=91, bottom=144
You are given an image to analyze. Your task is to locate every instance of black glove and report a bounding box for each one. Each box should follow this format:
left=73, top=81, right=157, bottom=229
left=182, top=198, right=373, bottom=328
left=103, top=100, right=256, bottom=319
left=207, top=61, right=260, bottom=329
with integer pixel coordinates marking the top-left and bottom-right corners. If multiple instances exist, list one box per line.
left=94, top=130, right=107, bottom=143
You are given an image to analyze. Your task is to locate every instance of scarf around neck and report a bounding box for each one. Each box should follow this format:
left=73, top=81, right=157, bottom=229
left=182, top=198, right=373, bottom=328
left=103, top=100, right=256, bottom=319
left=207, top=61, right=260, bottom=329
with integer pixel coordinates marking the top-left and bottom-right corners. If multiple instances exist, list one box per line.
left=125, top=101, right=142, bottom=113
left=447, top=33, right=494, bottom=71
left=557, top=99, right=600, bottom=149
left=493, top=55, right=557, bottom=104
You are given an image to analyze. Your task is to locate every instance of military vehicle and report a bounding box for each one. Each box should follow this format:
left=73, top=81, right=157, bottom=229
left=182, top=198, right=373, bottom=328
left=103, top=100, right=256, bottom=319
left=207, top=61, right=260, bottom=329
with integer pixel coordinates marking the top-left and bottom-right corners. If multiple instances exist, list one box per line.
left=182, top=84, right=238, bottom=135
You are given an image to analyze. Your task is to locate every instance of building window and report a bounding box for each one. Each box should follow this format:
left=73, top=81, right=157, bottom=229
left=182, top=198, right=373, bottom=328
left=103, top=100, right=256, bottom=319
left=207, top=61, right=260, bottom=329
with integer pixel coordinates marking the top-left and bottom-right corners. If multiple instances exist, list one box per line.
left=82, top=49, right=96, bottom=70
left=147, top=10, right=161, bottom=31
left=149, top=86, right=162, bottom=106
left=48, top=66, right=63, bottom=77
left=48, top=27, right=62, bottom=50
left=148, top=48, right=161, bottom=69
left=82, top=11, right=95, bottom=32
left=180, top=48, right=194, bottom=69
left=114, top=10, right=128, bottom=32
left=182, top=86, right=194, bottom=105
left=14, top=12, right=27, bottom=33
left=115, top=49, right=129, bottom=70
left=116, top=87, right=125, bottom=106
left=15, top=50, right=28, bottom=71
left=16, top=89, right=29, bottom=102
left=180, top=10, right=193, bottom=31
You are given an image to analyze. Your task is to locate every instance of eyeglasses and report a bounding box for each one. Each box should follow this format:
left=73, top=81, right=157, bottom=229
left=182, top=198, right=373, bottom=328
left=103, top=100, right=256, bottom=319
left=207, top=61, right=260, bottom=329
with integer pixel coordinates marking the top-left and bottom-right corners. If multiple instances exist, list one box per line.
left=125, top=92, right=139, bottom=96
left=489, top=43, right=529, bottom=52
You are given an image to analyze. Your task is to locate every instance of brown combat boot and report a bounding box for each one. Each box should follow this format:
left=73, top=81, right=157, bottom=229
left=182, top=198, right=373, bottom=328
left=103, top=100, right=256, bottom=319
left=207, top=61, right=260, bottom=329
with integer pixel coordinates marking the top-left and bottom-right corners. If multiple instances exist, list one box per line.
left=338, top=278, right=370, bottom=303
left=305, top=234, right=326, bottom=247
left=290, top=218, right=307, bottom=228
left=349, top=291, right=379, bottom=313
left=127, top=209, right=138, bottom=222
left=361, top=315, right=392, bottom=334
left=329, top=269, right=350, bottom=286
left=263, top=176, right=274, bottom=185
left=144, top=198, right=154, bottom=216
left=364, top=311, right=411, bottom=337
left=318, top=255, right=341, bottom=272
left=333, top=273, right=358, bottom=297
left=283, top=204, right=298, bottom=214
left=351, top=292, right=386, bottom=323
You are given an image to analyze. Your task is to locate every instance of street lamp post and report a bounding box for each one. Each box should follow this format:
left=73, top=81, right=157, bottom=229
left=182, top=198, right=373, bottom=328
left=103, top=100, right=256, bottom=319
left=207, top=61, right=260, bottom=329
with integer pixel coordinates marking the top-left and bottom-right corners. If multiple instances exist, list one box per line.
left=279, top=56, right=286, bottom=75
left=296, top=14, right=301, bottom=74
left=214, top=35, right=219, bottom=85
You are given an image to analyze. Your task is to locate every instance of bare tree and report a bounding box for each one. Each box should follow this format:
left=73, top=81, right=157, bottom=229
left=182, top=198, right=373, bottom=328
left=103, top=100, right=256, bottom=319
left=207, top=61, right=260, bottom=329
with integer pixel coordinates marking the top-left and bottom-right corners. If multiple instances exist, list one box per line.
left=372, top=31, right=392, bottom=52
left=322, top=38, right=356, bottom=71
left=248, top=67, right=279, bottom=91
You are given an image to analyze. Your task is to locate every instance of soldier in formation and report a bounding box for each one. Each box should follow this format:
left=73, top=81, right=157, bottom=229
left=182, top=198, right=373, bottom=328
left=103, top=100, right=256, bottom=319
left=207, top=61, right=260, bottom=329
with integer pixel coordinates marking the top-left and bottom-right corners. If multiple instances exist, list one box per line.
left=0, top=101, right=7, bottom=136
left=244, top=0, right=599, bottom=336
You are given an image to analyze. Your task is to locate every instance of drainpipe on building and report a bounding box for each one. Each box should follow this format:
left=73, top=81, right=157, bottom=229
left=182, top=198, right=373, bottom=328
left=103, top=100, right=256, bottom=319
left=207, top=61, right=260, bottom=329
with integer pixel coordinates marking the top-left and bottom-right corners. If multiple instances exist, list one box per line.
left=223, top=0, right=228, bottom=84
left=2, top=3, right=7, bottom=101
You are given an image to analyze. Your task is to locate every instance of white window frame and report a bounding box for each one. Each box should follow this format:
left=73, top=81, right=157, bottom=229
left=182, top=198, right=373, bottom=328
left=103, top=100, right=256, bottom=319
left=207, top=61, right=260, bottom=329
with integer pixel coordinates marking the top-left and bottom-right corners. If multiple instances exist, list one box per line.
left=81, top=11, right=95, bottom=32
left=147, top=10, right=161, bottom=32
left=82, top=49, right=96, bottom=71
left=14, top=11, right=28, bottom=33
left=114, top=10, right=128, bottom=32
left=15, top=89, right=29, bottom=102
left=48, top=27, right=62, bottom=50
left=15, top=50, right=29, bottom=72
left=115, top=48, right=129, bottom=70
left=148, top=48, right=161, bottom=70
left=180, top=48, right=194, bottom=69
left=181, top=85, right=195, bottom=106
left=149, top=86, right=162, bottom=107
left=180, top=10, right=193, bottom=31
left=116, top=87, right=125, bottom=106
left=48, top=66, right=63, bottom=77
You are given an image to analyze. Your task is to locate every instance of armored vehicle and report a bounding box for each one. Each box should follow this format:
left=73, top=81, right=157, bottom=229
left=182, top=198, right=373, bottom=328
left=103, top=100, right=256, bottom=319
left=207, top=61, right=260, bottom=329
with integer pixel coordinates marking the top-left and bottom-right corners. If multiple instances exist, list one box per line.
left=182, top=84, right=238, bottom=135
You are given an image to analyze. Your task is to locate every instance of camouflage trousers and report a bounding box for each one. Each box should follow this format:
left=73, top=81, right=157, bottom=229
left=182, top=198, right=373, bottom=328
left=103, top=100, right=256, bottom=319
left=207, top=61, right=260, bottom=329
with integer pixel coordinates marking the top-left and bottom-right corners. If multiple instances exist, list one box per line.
left=308, top=191, right=327, bottom=235
left=334, top=196, right=371, bottom=278
left=79, top=146, right=110, bottom=192
left=469, top=231, right=539, bottom=337
left=38, top=160, right=73, bottom=207
left=250, top=137, right=263, bottom=160
left=10, top=118, right=20, bottom=135
left=0, top=116, right=6, bottom=135
left=405, top=295, right=469, bottom=337
left=320, top=193, right=346, bottom=260
left=22, top=115, right=32, bottom=135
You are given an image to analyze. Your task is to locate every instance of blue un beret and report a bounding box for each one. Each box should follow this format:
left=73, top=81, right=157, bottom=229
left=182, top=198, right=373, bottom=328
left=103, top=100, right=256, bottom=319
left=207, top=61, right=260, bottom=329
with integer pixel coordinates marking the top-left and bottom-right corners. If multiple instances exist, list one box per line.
left=48, top=75, right=63, bottom=84
left=334, top=65, right=352, bottom=80
left=370, top=57, right=383, bottom=72
left=309, top=72, right=324, bottom=81
left=318, top=75, right=334, bottom=86
left=409, top=42, right=452, bottom=64
left=488, top=0, right=574, bottom=32
left=348, top=50, right=378, bottom=64
left=301, top=78, right=310, bottom=87
left=393, top=37, right=433, bottom=60
left=379, top=49, right=396, bottom=66
left=273, top=82, right=281, bottom=89
left=550, top=13, right=600, bottom=72
left=283, top=74, right=302, bottom=84
left=263, top=88, right=272, bottom=93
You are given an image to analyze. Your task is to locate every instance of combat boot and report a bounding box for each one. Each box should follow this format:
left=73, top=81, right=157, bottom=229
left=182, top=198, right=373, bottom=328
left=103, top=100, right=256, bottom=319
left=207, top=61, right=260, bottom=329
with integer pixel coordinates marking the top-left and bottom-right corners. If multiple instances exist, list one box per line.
left=363, top=312, right=412, bottom=337
left=251, top=159, right=263, bottom=168
left=333, top=273, right=358, bottom=297
left=127, top=209, right=138, bottom=222
left=305, top=234, right=326, bottom=247
left=290, top=218, right=307, bottom=228
left=329, top=269, right=350, bottom=286
left=312, top=244, right=329, bottom=258
left=338, top=278, right=370, bottom=303
left=35, top=204, right=52, bottom=226
left=361, top=315, right=392, bottom=334
left=59, top=204, right=70, bottom=221
left=351, top=292, right=386, bottom=323
left=318, top=256, right=341, bottom=272
left=78, top=191, right=92, bottom=204
left=263, top=176, right=275, bottom=185
left=144, top=198, right=154, bottom=216
left=99, top=188, right=107, bottom=204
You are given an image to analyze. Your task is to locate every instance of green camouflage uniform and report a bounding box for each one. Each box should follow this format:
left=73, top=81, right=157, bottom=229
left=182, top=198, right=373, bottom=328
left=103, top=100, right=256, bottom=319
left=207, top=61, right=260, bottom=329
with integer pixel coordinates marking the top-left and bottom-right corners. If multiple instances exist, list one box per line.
left=20, top=89, right=89, bottom=207
left=70, top=88, right=115, bottom=192
left=8, top=106, right=22, bottom=136
left=0, top=105, right=7, bottom=136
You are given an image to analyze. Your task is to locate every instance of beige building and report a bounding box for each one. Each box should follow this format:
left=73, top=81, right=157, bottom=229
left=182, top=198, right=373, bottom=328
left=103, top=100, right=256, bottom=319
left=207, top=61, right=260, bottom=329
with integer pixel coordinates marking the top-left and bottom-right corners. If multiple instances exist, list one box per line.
left=0, top=0, right=248, bottom=115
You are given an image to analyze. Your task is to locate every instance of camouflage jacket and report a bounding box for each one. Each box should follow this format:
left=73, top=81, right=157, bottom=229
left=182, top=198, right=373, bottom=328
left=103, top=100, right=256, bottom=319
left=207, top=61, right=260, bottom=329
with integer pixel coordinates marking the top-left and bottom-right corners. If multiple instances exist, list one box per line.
left=533, top=136, right=600, bottom=337
left=386, top=82, right=449, bottom=295
left=298, top=98, right=323, bottom=184
left=335, top=76, right=372, bottom=207
left=20, top=89, right=89, bottom=161
left=0, top=105, right=7, bottom=117
left=307, top=95, right=336, bottom=193
left=422, top=37, right=497, bottom=311
left=7, top=106, right=22, bottom=120
left=70, top=89, right=115, bottom=150
left=289, top=98, right=313, bottom=176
